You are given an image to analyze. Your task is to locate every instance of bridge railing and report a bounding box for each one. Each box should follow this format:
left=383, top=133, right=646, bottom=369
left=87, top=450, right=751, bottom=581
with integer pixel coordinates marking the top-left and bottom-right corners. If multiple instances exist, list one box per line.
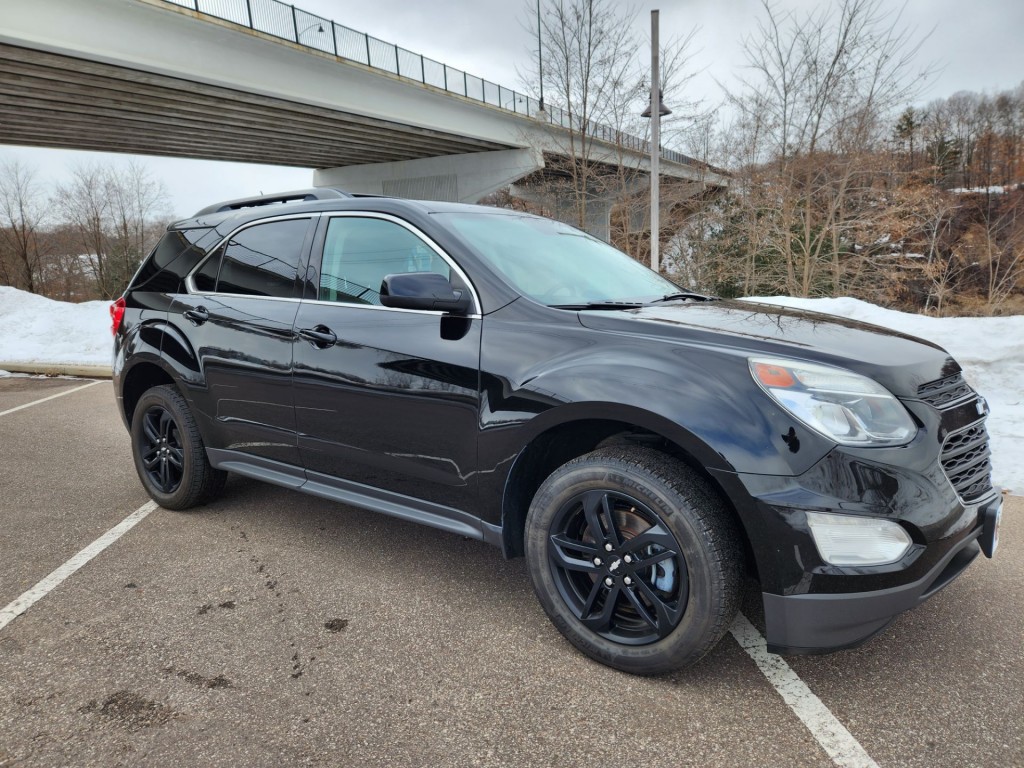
left=164, top=0, right=698, bottom=167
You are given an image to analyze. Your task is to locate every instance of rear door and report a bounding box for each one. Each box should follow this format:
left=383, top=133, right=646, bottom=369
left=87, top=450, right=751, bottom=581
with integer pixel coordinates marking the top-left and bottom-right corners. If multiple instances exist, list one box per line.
left=171, top=214, right=315, bottom=467
left=292, top=212, right=481, bottom=513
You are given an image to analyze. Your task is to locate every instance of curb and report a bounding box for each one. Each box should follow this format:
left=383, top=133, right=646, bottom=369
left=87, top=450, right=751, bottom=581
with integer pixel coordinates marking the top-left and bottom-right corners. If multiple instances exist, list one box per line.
left=0, top=361, right=113, bottom=379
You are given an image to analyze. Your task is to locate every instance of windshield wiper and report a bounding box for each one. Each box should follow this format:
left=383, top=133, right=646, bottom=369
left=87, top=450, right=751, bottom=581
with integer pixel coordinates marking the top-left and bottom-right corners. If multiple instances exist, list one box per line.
left=645, top=291, right=715, bottom=304
left=550, top=300, right=646, bottom=310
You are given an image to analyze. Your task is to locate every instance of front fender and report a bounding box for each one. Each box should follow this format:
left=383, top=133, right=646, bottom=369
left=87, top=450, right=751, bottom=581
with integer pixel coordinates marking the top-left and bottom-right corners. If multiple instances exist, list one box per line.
left=481, top=347, right=835, bottom=479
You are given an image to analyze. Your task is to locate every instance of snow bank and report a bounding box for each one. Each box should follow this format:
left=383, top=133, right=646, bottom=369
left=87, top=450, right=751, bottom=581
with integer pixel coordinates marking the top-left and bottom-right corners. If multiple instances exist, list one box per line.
left=745, top=296, right=1023, bottom=494
left=0, top=286, right=1019, bottom=492
left=0, top=286, right=111, bottom=368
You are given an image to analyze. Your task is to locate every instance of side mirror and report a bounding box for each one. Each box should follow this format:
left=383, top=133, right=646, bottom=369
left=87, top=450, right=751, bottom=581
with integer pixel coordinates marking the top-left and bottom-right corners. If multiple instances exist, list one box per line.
left=379, top=273, right=472, bottom=314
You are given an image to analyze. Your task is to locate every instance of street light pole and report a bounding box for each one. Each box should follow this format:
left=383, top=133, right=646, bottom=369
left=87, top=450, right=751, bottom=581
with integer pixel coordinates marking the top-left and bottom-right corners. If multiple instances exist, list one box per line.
left=537, top=0, right=545, bottom=113
left=649, top=9, right=661, bottom=274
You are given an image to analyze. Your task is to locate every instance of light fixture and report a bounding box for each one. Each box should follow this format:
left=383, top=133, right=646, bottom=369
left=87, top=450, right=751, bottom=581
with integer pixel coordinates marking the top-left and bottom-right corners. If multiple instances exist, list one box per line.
left=641, top=89, right=672, bottom=118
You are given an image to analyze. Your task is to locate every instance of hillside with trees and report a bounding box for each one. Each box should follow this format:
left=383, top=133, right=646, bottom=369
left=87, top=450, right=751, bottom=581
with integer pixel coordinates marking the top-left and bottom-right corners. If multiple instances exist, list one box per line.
left=668, top=64, right=1023, bottom=314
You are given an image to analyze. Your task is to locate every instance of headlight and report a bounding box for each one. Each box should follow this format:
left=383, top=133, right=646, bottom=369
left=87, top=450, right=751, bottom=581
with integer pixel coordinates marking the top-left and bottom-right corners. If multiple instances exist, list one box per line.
left=806, top=511, right=913, bottom=565
left=749, top=357, right=916, bottom=446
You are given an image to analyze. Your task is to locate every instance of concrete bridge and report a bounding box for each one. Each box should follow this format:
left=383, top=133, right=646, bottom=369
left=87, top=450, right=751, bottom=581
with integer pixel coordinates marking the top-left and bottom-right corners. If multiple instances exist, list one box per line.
left=0, top=0, right=727, bottom=236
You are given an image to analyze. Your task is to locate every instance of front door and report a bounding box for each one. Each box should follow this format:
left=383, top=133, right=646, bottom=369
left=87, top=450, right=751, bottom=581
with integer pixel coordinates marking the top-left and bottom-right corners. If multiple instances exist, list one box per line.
left=292, top=213, right=481, bottom=513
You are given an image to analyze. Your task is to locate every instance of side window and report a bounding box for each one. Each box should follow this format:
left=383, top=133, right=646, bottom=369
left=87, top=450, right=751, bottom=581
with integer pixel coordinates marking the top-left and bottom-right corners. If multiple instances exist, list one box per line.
left=199, top=218, right=310, bottom=298
left=193, top=245, right=221, bottom=292
left=132, top=227, right=215, bottom=294
left=319, top=217, right=450, bottom=305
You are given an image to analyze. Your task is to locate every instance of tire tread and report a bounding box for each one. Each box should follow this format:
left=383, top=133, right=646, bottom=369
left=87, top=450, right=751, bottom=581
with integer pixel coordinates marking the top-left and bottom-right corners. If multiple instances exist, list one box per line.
left=132, top=384, right=226, bottom=510
left=526, top=445, right=743, bottom=674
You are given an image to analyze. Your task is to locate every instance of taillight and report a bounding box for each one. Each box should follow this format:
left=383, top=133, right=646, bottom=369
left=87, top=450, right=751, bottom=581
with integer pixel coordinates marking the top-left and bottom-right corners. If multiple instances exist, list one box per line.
left=110, top=297, right=126, bottom=336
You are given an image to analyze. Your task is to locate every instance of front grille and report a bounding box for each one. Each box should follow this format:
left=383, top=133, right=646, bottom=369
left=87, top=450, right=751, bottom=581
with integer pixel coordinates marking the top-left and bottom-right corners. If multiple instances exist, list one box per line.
left=918, top=373, right=974, bottom=409
left=940, top=423, right=994, bottom=503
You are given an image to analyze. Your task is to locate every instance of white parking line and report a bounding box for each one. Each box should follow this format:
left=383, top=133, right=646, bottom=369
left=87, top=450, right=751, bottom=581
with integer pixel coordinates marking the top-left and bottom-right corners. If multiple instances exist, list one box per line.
left=0, top=380, right=102, bottom=417
left=731, top=613, right=879, bottom=768
left=0, top=501, right=158, bottom=632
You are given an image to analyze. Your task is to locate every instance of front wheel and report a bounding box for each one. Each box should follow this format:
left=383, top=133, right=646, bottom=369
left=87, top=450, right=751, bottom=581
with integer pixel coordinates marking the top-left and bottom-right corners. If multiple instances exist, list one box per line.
left=525, top=446, right=742, bottom=675
left=130, top=384, right=226, bottom=510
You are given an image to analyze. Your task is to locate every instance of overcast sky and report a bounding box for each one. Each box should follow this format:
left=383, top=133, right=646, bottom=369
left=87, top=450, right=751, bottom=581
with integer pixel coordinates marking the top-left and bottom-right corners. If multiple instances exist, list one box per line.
left=4, top=0, right=1022, bottom=219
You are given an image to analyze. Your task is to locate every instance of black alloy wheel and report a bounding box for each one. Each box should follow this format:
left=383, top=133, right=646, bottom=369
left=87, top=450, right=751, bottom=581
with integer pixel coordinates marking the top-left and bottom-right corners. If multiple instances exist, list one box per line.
left=139, top=404, right=185, bottom=494
left=525, top=445, right=742, bottom=675
left=130, top=384, right=226, bottom=510
left=548, top=490, right=688, bottom=645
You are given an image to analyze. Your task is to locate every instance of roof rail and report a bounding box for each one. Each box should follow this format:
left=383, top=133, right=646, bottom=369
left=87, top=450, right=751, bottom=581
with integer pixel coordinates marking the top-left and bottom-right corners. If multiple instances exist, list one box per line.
left=193, top=188, right=353, bottom=217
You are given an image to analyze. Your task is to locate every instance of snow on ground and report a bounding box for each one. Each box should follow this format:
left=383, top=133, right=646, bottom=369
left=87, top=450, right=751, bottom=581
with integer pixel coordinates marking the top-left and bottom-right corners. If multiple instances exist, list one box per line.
left=0, top=286, right=111, bottom=368
left=949, top=185, right=1010, bottom=195
left=0, top=286, right=1020, bottom=491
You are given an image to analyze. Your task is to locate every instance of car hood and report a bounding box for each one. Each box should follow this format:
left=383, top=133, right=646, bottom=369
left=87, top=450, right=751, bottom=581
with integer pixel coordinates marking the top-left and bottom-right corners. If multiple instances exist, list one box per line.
left=576, top=298, right=959, bottom=397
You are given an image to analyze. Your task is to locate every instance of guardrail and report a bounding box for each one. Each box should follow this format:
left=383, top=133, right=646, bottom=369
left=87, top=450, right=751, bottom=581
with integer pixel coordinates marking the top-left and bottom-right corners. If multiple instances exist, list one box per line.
left=163, top=0, right=698, bottom=167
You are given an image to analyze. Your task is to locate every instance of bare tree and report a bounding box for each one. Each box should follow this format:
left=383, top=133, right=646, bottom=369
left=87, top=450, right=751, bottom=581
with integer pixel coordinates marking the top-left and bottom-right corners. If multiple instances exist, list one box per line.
left=526, top=0, right=642, bottom=229
left=0, top=158, right=51, bottom=292
left=975, top=199, right=1024, bottom=313
left=44, top=223, right=97, bottom=301
left=55, top=164, right=111, bottom=296
left=55, top=161, right=169, bottom=299
left=517, top=0, right=700, bottom=258
left=720, top=0, right=929, bottom=297
left=105, top=161, right=170, bottom=296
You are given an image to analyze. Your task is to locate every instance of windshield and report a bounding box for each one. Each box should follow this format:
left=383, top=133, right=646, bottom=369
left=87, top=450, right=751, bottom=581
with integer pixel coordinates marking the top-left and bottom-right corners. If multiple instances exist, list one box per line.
left=436, top=212, right=680, bottom=306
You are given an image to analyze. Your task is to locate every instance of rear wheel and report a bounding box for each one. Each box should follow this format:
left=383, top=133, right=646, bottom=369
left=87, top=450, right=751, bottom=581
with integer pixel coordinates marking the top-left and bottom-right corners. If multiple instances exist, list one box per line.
left=525, top=446, right=742, bottom=675
left=130, top=385, right=226, bottom=510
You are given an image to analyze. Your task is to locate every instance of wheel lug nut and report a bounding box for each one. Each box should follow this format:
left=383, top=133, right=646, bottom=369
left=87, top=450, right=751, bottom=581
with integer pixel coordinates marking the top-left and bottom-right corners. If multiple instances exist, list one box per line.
left=624, top=555, right=632, bottom=564
left=604, top=577, right=614, bottom=587
left=604, top=543, right=613, bottom=552
left=593, top=557, right=602, bottom=566
left=624, top=576, right=632, bottom=586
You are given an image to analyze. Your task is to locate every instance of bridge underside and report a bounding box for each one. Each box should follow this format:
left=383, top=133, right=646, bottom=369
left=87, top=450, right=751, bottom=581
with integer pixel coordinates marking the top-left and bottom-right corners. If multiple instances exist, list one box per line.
left=0, top=43, right=511, bottom=168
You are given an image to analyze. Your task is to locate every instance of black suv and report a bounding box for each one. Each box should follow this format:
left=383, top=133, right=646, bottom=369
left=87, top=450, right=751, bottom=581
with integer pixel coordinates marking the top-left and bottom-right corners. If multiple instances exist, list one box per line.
left=113, top=188, right=1001, bottom=675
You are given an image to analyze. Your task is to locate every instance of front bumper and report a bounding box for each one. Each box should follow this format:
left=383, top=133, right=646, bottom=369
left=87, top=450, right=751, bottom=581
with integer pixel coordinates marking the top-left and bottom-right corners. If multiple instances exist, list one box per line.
left=762, top=505, right=991, bottom=654
left=710, top=449, right=1001, bottom=655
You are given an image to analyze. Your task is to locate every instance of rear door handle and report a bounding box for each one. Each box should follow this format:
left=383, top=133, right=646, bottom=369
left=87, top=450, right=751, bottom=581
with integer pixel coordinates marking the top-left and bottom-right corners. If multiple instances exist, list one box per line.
left=183, top=306, right=209, bottom=325
left=298, top=325, right=337, bottom=349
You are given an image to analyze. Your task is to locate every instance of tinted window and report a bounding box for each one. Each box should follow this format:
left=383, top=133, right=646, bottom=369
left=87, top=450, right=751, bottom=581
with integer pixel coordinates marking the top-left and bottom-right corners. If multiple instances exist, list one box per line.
left=319, top=217, right=450, bottom=305
left=208, top=219, right=310, bottom=298
left=131, top=228, right=215, bottom=293
left=193, top=244, right=221, bottom=292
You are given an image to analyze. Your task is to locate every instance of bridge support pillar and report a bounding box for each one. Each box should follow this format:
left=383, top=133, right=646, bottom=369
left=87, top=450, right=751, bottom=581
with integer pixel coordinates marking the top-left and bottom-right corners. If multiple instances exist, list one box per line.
left=313, top=148, right=545, bottom=203
left=509, top=182, right=621, bottom=242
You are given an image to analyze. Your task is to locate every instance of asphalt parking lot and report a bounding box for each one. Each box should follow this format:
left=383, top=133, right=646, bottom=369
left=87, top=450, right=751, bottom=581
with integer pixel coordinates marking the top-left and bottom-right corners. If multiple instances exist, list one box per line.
left=0, top=377, right=1021, bottom=768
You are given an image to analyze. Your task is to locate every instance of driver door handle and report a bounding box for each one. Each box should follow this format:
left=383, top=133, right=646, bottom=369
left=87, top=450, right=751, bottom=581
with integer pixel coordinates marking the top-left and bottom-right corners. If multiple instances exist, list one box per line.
left=298, top=325, right=337, bottom=349
left=183, top=306, right=209, bottom=325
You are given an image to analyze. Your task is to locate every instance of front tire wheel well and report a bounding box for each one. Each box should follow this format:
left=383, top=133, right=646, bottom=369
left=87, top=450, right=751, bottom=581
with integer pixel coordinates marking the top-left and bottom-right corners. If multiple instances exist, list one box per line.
left=501, top=420, right=756, bottom=580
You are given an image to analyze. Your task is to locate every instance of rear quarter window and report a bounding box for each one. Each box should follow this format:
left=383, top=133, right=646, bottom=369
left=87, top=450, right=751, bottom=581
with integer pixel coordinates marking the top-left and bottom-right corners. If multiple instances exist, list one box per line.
left=130, top=228, right=216, bottom=293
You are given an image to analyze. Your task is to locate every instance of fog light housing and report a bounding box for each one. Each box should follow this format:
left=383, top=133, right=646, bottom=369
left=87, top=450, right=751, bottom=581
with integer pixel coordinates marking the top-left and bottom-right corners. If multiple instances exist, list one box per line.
left=806, top=511, right=913, bottom=566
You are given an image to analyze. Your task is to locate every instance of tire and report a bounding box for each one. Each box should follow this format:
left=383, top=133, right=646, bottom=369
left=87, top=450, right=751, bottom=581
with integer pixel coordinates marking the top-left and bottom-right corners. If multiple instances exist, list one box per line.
left=525, top=445, right=742, bottom=675
left=130, top=384, right=226, bottom=510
